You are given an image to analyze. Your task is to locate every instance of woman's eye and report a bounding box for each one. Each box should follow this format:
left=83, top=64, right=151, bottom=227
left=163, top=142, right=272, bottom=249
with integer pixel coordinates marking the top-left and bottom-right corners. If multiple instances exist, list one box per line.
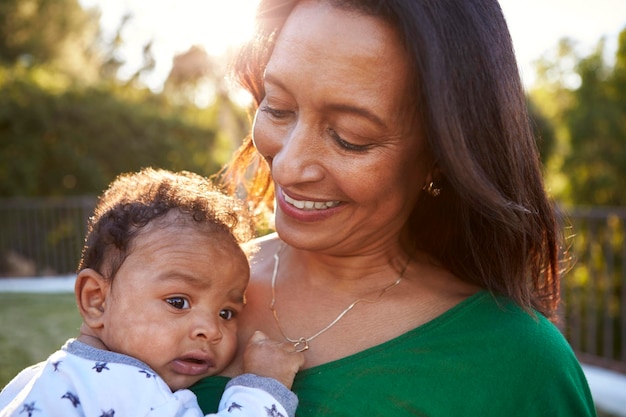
left=166, top=297, right=190, bottom=310
left=328, top=128, right=369, bottom=152
left=219, top=309, right=236, bottom=321
left=259, top=105, right=291, bottom=119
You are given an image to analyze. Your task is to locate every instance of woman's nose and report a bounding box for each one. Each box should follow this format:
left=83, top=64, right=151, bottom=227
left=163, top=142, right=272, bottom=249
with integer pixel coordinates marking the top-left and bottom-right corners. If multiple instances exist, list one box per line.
left=265, top=120, right=325, bottom=186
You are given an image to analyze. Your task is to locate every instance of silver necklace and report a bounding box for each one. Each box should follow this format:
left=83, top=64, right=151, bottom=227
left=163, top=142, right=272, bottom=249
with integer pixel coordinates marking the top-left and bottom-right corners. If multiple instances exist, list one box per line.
left=269, top=244, right=408, bottom=352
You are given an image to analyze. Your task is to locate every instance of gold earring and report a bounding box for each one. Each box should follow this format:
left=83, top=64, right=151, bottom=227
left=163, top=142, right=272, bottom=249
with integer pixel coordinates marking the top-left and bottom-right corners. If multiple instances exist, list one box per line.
left=422, top=181, right=441, bottom=197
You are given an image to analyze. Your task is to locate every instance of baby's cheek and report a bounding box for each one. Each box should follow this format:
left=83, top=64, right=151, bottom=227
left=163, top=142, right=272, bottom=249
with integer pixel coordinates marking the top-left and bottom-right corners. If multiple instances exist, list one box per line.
left=220, top=331, right=240, bottom=366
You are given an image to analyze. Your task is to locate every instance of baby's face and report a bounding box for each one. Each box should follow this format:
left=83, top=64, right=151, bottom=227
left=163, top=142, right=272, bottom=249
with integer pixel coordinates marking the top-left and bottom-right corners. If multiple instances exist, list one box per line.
left=98, top=223, right=249, bottom=392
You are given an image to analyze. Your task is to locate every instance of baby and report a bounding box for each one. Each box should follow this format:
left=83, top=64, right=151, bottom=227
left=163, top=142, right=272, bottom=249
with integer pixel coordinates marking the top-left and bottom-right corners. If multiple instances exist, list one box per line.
left=0, top=168, right=303, bottom=417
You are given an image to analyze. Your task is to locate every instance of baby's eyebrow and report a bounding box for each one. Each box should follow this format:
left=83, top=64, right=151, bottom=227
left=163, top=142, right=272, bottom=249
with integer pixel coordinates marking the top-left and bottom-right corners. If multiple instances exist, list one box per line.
left=159, top=272, right=246, bottom=304
left=159, top=272, right=211, bottom=288
left=226, top=288, right=246, bottom=305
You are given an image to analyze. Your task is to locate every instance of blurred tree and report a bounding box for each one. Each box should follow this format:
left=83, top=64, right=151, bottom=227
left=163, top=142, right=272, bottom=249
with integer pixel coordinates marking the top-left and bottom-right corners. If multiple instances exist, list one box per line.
left=164, top=45, right=251, bottom=157
left=0, top=0, right=252, bottom=198
left=164, top=45, right=220, bottom=106
left=0, top=0, right=101, bottom=82
left=528, top=39, right=578, bottom=201
left=561, top=29, right=626, bottom=206
left=0, top=66, right=232, bottom=197
left=98, top=12, right=132, bottom=82
left=530, top=29, right=626, bottom=207
left=527, top=97, right=556, bottom=168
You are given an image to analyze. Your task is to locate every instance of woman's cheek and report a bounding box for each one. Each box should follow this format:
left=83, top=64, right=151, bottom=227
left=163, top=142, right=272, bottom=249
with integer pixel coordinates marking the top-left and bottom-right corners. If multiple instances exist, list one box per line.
left=252, top=113, right=272, bottom=156
left=253, top=113, right=288, bottom=161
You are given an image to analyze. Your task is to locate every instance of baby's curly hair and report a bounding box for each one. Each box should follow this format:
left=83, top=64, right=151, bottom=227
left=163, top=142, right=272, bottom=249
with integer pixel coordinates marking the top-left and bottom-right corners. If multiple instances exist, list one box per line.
left=78, top=167, right=255, bottom=279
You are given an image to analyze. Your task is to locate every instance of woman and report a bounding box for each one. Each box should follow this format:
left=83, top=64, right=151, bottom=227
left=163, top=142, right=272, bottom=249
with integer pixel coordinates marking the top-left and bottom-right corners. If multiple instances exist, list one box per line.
left=192, top=0, right=596, bottom=415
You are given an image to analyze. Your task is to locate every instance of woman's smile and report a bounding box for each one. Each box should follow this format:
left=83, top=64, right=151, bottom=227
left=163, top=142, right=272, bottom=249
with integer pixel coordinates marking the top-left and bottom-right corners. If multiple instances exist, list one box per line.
left=281, top=189, right=341, bottom=210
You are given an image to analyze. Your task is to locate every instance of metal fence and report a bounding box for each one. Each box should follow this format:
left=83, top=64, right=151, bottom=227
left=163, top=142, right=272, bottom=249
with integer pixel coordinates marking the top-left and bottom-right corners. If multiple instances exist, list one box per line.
left=0, top=197, right=625, bottom=372
left=0, top=196, right=96, bottom=276
left=559, top=207, right=626, bottom=373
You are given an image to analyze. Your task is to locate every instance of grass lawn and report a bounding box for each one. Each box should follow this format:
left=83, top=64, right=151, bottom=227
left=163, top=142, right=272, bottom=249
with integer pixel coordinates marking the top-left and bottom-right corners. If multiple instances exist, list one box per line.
left=0, top=292, right=81, bottom=388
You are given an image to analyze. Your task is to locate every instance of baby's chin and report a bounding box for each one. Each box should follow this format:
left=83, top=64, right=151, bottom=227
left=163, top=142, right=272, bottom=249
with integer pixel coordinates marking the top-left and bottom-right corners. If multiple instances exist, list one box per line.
left=164, top=374, right=210, bottom=393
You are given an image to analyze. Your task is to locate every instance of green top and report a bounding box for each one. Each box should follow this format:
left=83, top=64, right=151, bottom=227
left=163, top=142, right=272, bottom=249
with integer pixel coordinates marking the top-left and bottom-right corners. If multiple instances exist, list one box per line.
left=191, top=291, right=596, bottom=416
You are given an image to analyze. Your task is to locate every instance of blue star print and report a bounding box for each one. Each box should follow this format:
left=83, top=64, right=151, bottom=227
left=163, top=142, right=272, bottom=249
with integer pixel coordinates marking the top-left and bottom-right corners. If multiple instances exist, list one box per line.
left=264, top=404, right=284, bottom=417
left=92, top=362, right=109, bottom=373
left=228, top=402, right=243, bottom=412
left=18, top=402, right=39, bottom=417
left=61, top=391, right=80, bottom=407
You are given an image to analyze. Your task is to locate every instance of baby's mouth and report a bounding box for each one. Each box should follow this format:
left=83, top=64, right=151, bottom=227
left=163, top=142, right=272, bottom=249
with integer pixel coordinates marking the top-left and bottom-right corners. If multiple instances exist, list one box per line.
left=171, top=355, right=213, bottom=376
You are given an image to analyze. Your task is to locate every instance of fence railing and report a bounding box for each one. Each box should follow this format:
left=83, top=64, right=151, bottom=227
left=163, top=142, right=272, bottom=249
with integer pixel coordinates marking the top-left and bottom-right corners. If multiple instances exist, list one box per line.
left=0, top=196, right=96, bottom=276
left=559, top=206, right=626, bottom=373
left=0, top=197, right=625, bottom=372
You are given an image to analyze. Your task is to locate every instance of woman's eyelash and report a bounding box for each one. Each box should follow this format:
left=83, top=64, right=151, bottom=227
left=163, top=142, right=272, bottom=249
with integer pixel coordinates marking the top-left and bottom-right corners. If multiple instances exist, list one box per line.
left=328, top=129, right=369, bottom=152
left=260, top=105, right=290, bottom=118
left=260, top=105, right=369, bottom=152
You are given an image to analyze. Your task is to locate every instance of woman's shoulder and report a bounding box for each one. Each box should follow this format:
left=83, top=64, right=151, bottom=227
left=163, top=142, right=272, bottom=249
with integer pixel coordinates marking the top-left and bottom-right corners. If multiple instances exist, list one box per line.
left=247, top=233, right=281, bottom=277
left=454, top=293, right=567, bottom=340
left=251, top=231, right=279, bottom=244
left=451, top=293, right=581, bottom=367
left=250, top=233, right=280, bottom=258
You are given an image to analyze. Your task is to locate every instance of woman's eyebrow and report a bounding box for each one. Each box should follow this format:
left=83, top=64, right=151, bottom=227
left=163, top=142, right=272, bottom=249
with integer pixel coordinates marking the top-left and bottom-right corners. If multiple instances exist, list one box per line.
left=263, top=72, right=287, bottom=91
left=263, top=72, right=387, bottom=128
left=324, top=103, right=387, bottom=129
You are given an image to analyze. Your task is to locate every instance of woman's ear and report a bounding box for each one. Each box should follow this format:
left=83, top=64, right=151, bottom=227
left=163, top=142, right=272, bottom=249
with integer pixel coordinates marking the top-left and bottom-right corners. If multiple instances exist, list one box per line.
left=424, top=162, right=442, bottom=184
left=75, top=268, right=110, bottom=330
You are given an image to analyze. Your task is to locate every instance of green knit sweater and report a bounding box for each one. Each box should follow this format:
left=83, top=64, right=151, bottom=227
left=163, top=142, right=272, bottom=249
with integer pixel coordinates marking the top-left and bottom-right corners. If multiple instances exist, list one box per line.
left=191, top=291, right=596, bottom=416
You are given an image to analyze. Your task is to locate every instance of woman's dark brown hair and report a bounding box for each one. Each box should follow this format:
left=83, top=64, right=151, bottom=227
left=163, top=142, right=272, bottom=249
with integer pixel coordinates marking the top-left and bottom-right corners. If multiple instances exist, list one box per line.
left=217, top=0, right=563, bottom=320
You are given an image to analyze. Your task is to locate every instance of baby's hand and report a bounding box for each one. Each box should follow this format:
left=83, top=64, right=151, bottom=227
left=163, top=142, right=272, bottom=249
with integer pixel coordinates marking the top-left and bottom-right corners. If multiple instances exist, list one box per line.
left=242, top=331, right=305, bottom=389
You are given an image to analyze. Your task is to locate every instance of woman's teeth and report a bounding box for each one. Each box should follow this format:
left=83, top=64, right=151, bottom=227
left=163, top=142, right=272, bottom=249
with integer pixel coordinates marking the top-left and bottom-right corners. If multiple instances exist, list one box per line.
left=284, top=194, right=340, bottom=210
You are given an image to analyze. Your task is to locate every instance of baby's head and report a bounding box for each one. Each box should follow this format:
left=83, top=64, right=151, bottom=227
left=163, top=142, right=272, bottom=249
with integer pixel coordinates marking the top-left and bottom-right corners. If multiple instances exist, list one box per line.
left=75, top=168, right=255, bottom=391
left=79, top=167, right=254, bottom=278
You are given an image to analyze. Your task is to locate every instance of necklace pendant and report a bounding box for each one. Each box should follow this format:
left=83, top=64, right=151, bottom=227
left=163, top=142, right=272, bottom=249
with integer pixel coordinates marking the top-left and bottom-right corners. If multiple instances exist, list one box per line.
left=271, top=244, right=407, bottom=354
left=293, top=337, right=309, bottom=352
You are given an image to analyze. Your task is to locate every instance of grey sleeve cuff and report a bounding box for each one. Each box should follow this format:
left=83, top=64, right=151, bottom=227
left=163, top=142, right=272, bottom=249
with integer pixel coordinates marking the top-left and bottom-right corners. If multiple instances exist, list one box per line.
left=226, top=374, right=298, bottom=417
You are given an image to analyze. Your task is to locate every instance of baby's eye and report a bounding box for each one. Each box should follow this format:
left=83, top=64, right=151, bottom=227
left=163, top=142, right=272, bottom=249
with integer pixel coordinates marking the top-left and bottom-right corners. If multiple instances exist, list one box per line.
left=219, top=309, right=237, bottom=321
left=166, top=297, right=190, bottom=310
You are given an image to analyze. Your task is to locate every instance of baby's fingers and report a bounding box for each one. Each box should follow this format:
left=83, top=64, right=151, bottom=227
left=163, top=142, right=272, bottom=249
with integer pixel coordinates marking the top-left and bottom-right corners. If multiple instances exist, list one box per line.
left=247, top=330, right=269, bottom=344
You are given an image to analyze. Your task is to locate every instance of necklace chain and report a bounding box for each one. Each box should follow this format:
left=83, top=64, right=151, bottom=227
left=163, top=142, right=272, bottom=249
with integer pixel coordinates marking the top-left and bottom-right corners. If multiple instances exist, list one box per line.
left=269, top=244, right=408, bottom=352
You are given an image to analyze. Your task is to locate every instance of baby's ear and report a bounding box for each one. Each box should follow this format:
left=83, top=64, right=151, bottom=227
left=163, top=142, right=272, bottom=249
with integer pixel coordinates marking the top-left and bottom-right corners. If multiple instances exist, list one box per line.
left=75, top=268, right=110, bottom=329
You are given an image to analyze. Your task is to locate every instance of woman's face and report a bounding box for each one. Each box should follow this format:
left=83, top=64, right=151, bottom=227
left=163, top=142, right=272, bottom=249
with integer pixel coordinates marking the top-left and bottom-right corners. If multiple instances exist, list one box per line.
left=253, top=0, right=431, bottom=254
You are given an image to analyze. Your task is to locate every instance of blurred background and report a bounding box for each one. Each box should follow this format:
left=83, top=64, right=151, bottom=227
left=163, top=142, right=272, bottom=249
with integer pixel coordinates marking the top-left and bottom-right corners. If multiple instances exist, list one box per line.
left=0, top=0, right=625, bottom=412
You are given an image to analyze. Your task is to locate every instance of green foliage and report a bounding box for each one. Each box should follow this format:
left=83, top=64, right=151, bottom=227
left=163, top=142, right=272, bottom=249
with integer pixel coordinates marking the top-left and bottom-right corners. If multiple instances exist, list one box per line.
left=531, top=28, right=626, bottom=207
left=0, top=65, right=241, bottom=197
left=0, top=0, right=252, bottom=199
left=527, top=97, right=556, bottom=167
left=0, top=0, right=101, bottom=81
left=561, top=35, right=626, bottom=206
